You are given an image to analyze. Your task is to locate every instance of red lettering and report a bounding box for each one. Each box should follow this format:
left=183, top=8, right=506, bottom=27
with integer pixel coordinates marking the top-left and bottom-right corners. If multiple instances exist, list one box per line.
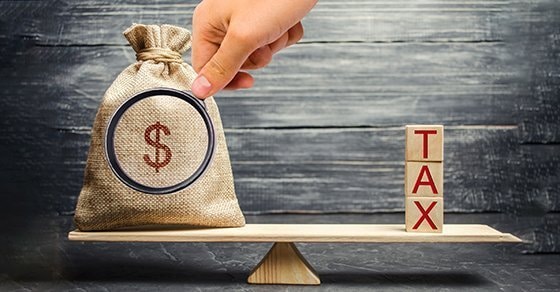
left=412, top=165, right=438, bottom=194
left=414, top=129, right=437, bottom=159
left=413, top=201, right=438, bottom=230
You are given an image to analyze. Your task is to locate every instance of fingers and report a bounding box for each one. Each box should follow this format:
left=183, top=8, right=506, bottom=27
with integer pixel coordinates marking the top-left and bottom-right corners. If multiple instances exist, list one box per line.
left=223, top=71, right=254, bottom=90
left=192, top=33, right=220, bottom=74
left=286, top=21, right=304, bottom=47
left=192, top=30, right=258, bottom=98
left=240, top=22, right=304, bottom=70
left=268, top=31, right=289, bottom=54
left=191, top=4, right=223, bottom=73
left=242, top=46, right=273, bottom=70
left=191, top=15, right=305, bottom=98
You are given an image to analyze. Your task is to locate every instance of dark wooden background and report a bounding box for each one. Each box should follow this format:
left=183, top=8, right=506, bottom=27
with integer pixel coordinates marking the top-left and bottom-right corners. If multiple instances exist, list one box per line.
left=0, top=0, right=558, bottom=252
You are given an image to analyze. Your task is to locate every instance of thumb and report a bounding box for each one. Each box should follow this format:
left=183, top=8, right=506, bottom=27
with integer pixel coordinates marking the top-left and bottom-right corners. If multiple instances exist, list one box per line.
left=191, top=32, right=256, bottom=99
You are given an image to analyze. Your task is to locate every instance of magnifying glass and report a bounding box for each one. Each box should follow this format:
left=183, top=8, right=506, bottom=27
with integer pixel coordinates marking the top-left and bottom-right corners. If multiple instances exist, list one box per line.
left=104, top=88, right=215, bottom=195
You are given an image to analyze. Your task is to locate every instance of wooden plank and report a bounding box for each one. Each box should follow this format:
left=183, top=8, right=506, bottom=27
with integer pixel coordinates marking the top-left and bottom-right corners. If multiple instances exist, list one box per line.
left=3, top=0, right=551, bottom=140
left=0, top=0, right=557, bottom=253
left=226, top=127, right=559, bottom=213
left=3, top=0, right=509, bottom=45
left=0, top=43, right=525, bottom=129
left=0, top=72, right=557, bottom=214
left=531, top=214, right=560, bottom=253
left=2, top=0, right=556, bottom=136
left=67, top=224, right=521, bottom=243
left=37, top=127, right=559, bottom=214
left=514, top=1, right=560, bottom=143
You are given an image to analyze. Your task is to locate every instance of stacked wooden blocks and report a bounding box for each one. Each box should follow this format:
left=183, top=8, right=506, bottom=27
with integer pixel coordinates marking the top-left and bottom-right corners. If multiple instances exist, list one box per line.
left=405, top=125, right=444, bottom=233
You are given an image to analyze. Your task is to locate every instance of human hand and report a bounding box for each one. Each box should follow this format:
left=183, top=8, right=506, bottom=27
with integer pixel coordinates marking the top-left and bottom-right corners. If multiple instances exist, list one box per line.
left=191, top=0, right=317, bottom=98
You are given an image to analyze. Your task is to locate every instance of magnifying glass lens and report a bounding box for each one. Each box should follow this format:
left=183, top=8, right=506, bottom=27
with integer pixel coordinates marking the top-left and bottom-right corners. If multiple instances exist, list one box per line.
left=105, top=88, right=215, bottom=195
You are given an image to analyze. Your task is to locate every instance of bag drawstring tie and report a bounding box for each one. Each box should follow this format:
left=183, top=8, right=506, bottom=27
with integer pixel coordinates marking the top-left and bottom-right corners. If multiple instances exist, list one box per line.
left=136, top=48, right=182, bottom=63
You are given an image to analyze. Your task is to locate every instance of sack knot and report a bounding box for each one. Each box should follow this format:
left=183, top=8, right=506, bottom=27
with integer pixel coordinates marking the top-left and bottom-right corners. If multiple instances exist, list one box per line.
left=136, top=48, right=183, bottom=63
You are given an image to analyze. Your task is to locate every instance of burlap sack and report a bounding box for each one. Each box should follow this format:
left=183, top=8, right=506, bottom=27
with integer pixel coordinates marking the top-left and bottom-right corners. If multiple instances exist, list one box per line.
left=74, top=24, right=245, bottom=231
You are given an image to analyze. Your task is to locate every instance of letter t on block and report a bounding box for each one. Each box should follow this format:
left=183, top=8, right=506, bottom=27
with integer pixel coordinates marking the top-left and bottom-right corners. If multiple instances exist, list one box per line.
left=405, top=125, right=444, bottom=162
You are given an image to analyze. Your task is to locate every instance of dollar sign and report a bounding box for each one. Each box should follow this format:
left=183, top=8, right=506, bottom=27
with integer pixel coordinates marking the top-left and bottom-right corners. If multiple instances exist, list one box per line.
left=143, top=121, right=172, bottom=173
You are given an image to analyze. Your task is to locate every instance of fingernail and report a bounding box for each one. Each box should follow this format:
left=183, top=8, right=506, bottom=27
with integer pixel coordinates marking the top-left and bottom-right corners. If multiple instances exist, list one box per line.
left=192, top=75, right=212, bottom=98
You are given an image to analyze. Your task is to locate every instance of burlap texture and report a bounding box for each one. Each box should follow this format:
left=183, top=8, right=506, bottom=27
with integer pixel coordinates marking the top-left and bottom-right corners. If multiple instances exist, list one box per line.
left=74, top=24, right=245, bottom=231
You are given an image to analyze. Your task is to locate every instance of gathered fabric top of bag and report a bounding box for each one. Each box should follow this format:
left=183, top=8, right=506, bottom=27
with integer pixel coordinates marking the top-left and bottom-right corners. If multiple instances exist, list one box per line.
left=126, top=23, right=191, bottom=63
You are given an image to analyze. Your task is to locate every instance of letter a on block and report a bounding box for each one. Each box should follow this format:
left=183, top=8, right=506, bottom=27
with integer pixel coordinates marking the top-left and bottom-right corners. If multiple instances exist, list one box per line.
left=405, top=125, right=444, bottom=162
left=405, top=162, right=443, bottom=197
left=405, top=197, right=443, bottom=233
left=413, top=166, right=437, bottom=193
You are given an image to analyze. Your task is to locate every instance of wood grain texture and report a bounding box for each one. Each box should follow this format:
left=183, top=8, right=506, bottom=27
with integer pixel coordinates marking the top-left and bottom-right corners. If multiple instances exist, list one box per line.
left=405, top=125, right=444, bottom=162
left=405, top=161, right=444, bottom=197
left=405, top=197, right=444, bottom=233
left=0, top=0, right=558, bottom=252
left=0, top=44, right=528, bottom=128
left=4, top=0, right=510, bottom=45
left=49, top=127, right=556, bottom=214
left=510, top=0, right=560, bottom=143
left=3, top=214, right=557, bottom=291
left=67, top=224, right=521, bottom=243
left=247, top=242, right=321, bottom=285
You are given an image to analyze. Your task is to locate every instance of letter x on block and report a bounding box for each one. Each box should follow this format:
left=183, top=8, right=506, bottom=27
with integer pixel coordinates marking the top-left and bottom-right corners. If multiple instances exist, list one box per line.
left=406, top=197, right=443, bottom=233
left=413, top=201, right=437, bottom=229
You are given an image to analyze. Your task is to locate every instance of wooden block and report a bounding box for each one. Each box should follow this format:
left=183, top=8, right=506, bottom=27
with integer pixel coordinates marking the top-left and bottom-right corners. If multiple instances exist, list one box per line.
left=406, top=197, right=444, bottom=233
left=405, top=125, right=444, bottom=162
left=248, top=242, right=320, bottom=285
left=405, top=161, right=443, bottom=197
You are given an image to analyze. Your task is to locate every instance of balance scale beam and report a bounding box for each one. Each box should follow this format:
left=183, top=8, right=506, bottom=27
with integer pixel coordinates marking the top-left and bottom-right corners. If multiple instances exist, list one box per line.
left=68, top=224, right=522, bottom=285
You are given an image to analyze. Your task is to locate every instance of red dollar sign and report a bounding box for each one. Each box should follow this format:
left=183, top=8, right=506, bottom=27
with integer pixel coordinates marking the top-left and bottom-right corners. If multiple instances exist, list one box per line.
left=143, top=121, right=172, bottom=173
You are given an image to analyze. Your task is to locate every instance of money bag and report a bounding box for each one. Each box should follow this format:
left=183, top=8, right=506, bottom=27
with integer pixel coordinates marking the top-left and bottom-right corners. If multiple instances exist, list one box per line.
left=74, top=24, right=245, bottom=231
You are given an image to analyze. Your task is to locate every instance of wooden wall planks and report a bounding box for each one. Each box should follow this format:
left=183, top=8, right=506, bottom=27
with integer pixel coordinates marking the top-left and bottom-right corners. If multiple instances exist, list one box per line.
left=5, top=0, right=509, bottom=45
left=0, top=44, right=525, bottom=128
left=0, top=0, right=558, bottom=252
